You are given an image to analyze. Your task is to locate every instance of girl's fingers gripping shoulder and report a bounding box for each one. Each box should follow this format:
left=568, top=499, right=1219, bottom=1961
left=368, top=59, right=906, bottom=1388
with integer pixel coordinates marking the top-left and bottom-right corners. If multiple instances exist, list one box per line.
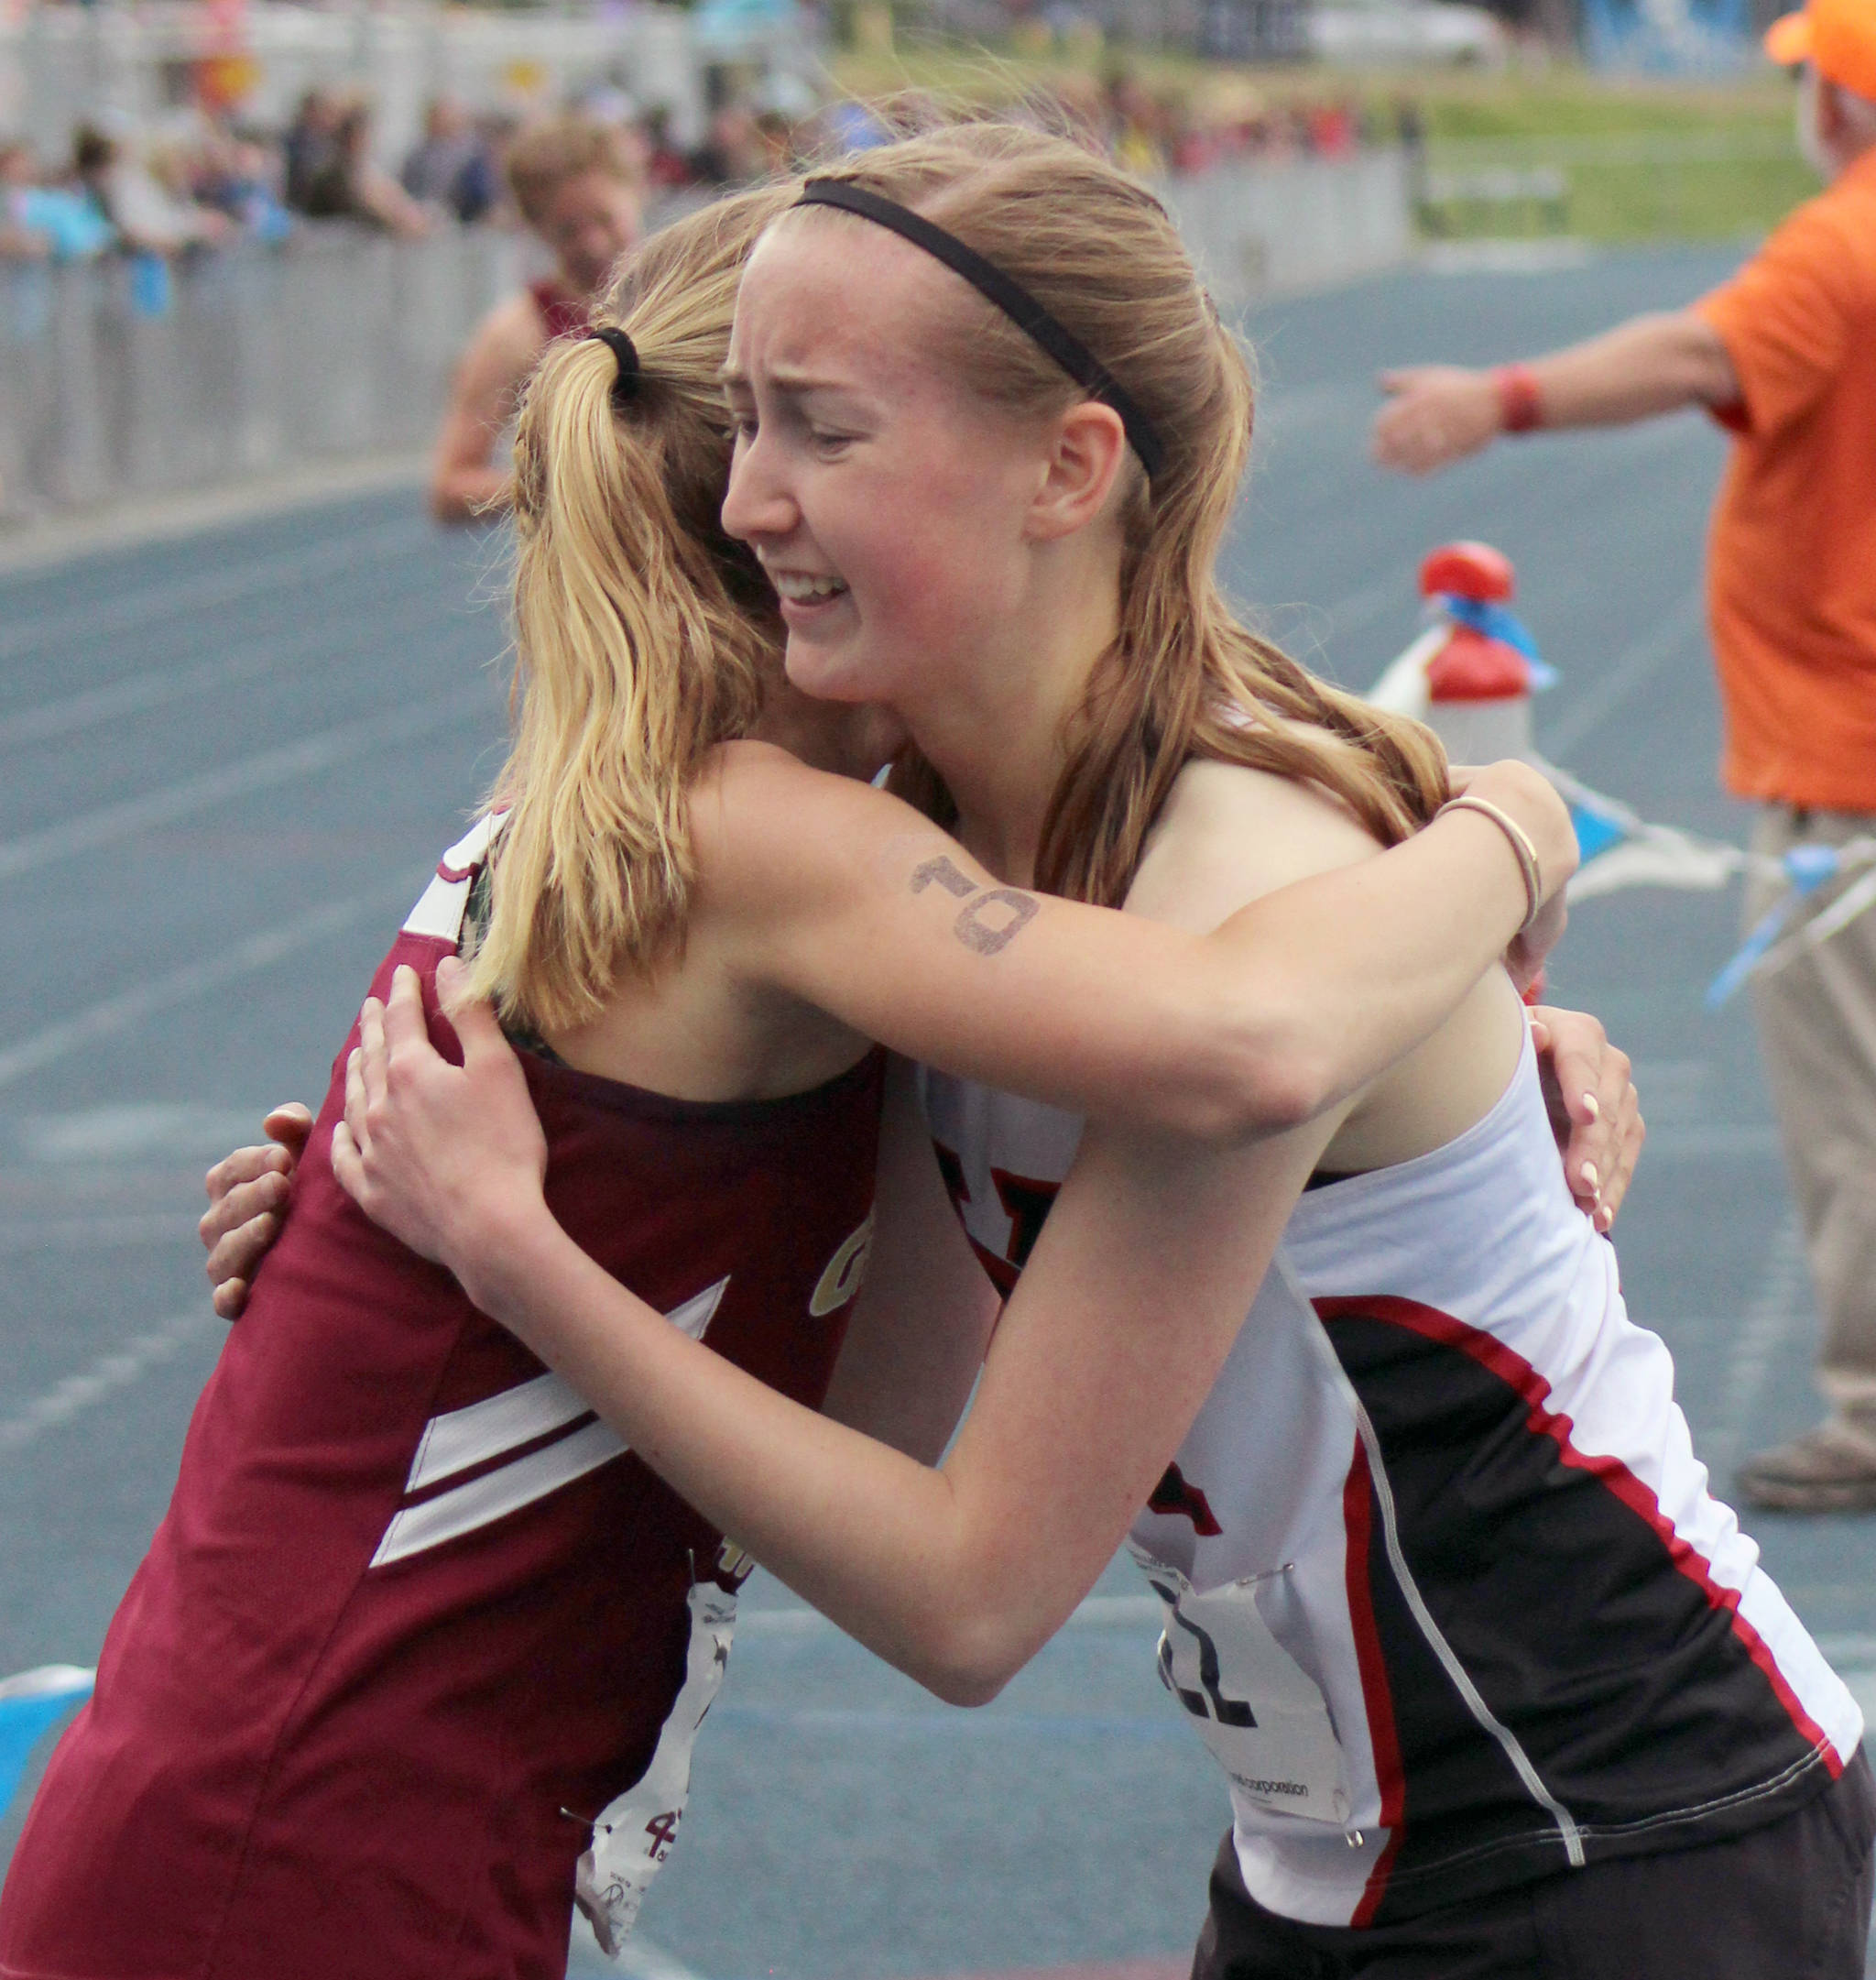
left=1596, top=1078, right=1645, bottom=1232
left=344, top=1045, right=372, bottom=1163
left=331, top=1119, right=369, bottom=1214
left=382, top=965, right=432, bottom=1057
left=1530, top=1005, right=1641, bottom=1229
left=260, top=1101, right=313, bottom=1158
left=202, top=1152, right=289, bottom=1242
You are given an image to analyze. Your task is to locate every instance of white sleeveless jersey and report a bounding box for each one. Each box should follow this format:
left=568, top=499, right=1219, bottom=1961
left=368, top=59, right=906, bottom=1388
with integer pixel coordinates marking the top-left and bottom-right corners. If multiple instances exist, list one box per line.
left=918, top=1027, right=1861, bottom=1930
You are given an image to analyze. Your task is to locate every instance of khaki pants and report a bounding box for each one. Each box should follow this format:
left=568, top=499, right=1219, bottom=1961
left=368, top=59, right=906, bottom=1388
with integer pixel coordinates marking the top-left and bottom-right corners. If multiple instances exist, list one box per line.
left=1745, top=804, right=1876, bottom=1434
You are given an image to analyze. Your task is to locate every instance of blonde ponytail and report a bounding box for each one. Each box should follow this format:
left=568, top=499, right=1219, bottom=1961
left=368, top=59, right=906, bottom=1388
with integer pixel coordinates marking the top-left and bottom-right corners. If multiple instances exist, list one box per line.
left=465, top=185, right=795, bottom=1034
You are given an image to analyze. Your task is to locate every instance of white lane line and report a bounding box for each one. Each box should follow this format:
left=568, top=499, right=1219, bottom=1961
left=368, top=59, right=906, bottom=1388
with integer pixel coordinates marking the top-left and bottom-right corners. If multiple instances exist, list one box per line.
left=0, top=874, right=419, bottom=1092
left=0, top=518, right=434, bottom=666
left=0, top=692, right=486, bottom=886
left=0, top=1306, right=221, bottom=1456
left=0, top=584, right=451, bottom=754
left=1539, top=585, right=1707, bottom=758
left=1423, top=239, right=1597, bottom=276
left=0, top=650, right=276, bottom=753
left=14, top=1105, right=279, bottom=1164
left=1706, top=1209, right=1810, bottom=1477
left=0, top=1215, right=195, bottom=1256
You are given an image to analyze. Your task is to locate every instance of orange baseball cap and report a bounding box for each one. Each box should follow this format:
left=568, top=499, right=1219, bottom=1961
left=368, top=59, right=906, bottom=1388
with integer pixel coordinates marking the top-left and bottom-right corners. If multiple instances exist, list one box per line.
left=1765, top=0, right=1876, bottom=100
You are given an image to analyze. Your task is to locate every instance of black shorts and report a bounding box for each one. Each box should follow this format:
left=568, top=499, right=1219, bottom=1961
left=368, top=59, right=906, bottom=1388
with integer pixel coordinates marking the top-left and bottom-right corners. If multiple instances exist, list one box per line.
left=1192, top=1748, right=1876, bottom=1980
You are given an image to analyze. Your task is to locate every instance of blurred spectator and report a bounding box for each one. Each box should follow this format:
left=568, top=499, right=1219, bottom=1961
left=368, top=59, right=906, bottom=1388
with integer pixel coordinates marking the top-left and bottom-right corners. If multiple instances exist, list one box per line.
left=430, top=114, right=643, bottom=523
left=1, top=138, right=115, bottom=261
left=192, top=124, right=294, bottom=243
left=401, top=96, right=499, bottom=226
left=822, top=98, right=897, bottom=153
left=1308, top=97, right=1357, bottom=159
left=300, top=104, right=430, bottom=235
left=753, top=110, right=796, bottom=177
left=573, top=78, right=641, bottom=136
left=641, top=106, right=693, bottom=191
left=7, top=64, right=1395, bottom=293
left=1105, top=72, right=1166, bottom=175
left=72, top=124, right=231, bottom=255
left=282, top=89, right=342, bottom=213
left=1, top=141, right=50, bottom=258
left=1395, top=93, right=1429, bottom=209
left=692, top=103, right=768, bottom=186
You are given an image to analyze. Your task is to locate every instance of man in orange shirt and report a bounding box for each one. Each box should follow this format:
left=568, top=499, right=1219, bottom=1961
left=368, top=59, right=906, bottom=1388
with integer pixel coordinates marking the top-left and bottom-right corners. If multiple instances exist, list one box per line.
left=1370, top=3, right=1876, bottom=1512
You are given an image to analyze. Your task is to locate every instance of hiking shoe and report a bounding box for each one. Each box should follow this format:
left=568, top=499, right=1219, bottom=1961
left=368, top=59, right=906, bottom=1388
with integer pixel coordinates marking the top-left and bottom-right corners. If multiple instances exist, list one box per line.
left=1736, top=1422, right=1876, bottom=1514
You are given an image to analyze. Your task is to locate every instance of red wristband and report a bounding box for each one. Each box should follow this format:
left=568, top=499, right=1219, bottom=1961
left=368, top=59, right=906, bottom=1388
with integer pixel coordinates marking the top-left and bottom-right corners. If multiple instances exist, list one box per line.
left=1493, top=364, right=1543, bottom=434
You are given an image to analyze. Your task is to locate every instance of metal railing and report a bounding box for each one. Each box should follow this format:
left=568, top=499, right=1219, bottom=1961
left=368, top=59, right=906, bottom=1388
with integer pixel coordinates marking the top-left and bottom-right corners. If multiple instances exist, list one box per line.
left=0, top=224, right=524, bottom=515
left=0, top=154, right=1412, bottom=519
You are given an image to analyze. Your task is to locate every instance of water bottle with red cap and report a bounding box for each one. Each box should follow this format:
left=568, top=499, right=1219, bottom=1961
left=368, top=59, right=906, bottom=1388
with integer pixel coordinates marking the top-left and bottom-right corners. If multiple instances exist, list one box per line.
left=1420, top=541, right=1550, bottom=763
left=1365, top=541, right=1555, bottom=766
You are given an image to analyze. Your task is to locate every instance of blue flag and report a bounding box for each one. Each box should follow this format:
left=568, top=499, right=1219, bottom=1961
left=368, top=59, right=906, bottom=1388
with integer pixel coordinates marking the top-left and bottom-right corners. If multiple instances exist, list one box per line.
left=1705, top=847, right=1843, bottom=1010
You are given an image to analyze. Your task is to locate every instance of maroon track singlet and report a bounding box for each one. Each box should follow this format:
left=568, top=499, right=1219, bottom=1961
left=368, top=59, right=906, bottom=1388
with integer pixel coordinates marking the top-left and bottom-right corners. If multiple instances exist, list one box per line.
left=0, top=815, right=882, bottom=1980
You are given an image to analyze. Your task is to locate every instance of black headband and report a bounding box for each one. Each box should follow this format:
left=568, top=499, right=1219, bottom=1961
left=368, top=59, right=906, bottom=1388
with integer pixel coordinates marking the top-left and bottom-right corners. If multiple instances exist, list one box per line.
left=586, top=326, right=639, bottom=410
left=794, top=178, right=1166, bottom=483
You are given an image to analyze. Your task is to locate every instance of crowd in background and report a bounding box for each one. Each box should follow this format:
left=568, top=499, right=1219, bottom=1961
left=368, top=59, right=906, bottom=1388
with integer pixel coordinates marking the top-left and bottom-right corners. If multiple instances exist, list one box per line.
left=0, top=68, right=1407, bottom=266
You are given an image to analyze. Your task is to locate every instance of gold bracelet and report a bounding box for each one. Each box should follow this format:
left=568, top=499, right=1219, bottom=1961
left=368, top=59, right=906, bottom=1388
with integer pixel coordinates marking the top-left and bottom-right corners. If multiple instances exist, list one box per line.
left=1437, top=794, right=1543, bottom=930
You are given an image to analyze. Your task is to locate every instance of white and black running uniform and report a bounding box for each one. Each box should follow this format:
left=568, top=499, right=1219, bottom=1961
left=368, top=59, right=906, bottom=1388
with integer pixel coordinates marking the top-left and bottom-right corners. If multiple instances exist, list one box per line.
left=919, top=1023, right=1864, bottom=1931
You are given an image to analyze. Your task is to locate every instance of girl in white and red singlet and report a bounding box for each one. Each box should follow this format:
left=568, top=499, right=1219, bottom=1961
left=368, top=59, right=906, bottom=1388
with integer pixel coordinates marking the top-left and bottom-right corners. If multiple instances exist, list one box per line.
left=0, top=182, right=1585, bottom=1980
left=331, top=126, right=1872, bottom=1980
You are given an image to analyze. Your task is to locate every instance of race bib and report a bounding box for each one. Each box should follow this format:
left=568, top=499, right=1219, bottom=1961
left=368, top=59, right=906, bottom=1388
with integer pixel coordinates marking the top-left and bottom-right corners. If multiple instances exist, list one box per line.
left=1129, top=1544, right=1351, bottom=1827
left=575, top=1572, right=740, bottom=1957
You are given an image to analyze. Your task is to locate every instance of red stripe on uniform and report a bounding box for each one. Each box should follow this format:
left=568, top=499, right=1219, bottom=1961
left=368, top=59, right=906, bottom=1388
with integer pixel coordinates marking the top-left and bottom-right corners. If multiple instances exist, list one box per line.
left=1314, top=1295, right=1843, bottom=1777
left=1340, top=1433, right=1406, bottom=1926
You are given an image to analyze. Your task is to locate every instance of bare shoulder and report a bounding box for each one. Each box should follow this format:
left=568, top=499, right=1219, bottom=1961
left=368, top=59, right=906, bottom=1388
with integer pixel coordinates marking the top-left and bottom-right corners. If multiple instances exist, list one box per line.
left=1128, top=757, right=1384, bottom=935
left=454, top=293, right=550, bottom=399
left=691, top=740, right=927, bottom=904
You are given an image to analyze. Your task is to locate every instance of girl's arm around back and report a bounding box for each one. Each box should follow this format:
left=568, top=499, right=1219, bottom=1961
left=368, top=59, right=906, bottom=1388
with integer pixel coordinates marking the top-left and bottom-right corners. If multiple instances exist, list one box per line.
left=335, top=963, right=1336, bottom=1705
left=698, top=741, right=1576, bottom=1143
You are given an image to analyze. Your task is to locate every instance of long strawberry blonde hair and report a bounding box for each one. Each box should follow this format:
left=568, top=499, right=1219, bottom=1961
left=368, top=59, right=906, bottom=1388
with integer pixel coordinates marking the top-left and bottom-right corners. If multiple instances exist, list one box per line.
left=464, top=184, right=794, bottom=1034
left=785, top=122, right=1448, bottom=908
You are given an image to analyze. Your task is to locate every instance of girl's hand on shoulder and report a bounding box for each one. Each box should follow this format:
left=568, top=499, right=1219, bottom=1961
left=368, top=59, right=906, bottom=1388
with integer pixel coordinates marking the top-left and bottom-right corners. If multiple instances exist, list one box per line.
left=200, top=1103, right=313, bottom=1319
left=1529, top=1005, right=1643, bottom=1233
left=332, top=957, right=549, bottom=1285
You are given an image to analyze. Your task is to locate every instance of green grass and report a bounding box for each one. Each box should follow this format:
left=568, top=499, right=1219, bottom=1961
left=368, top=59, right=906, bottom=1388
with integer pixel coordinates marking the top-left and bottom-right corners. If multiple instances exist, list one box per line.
left=823, top=38, right=1818, bottom=241
left=1434, top=149, right=1816, bottom=240
left=1413, top=71, right=1814, bottom=239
